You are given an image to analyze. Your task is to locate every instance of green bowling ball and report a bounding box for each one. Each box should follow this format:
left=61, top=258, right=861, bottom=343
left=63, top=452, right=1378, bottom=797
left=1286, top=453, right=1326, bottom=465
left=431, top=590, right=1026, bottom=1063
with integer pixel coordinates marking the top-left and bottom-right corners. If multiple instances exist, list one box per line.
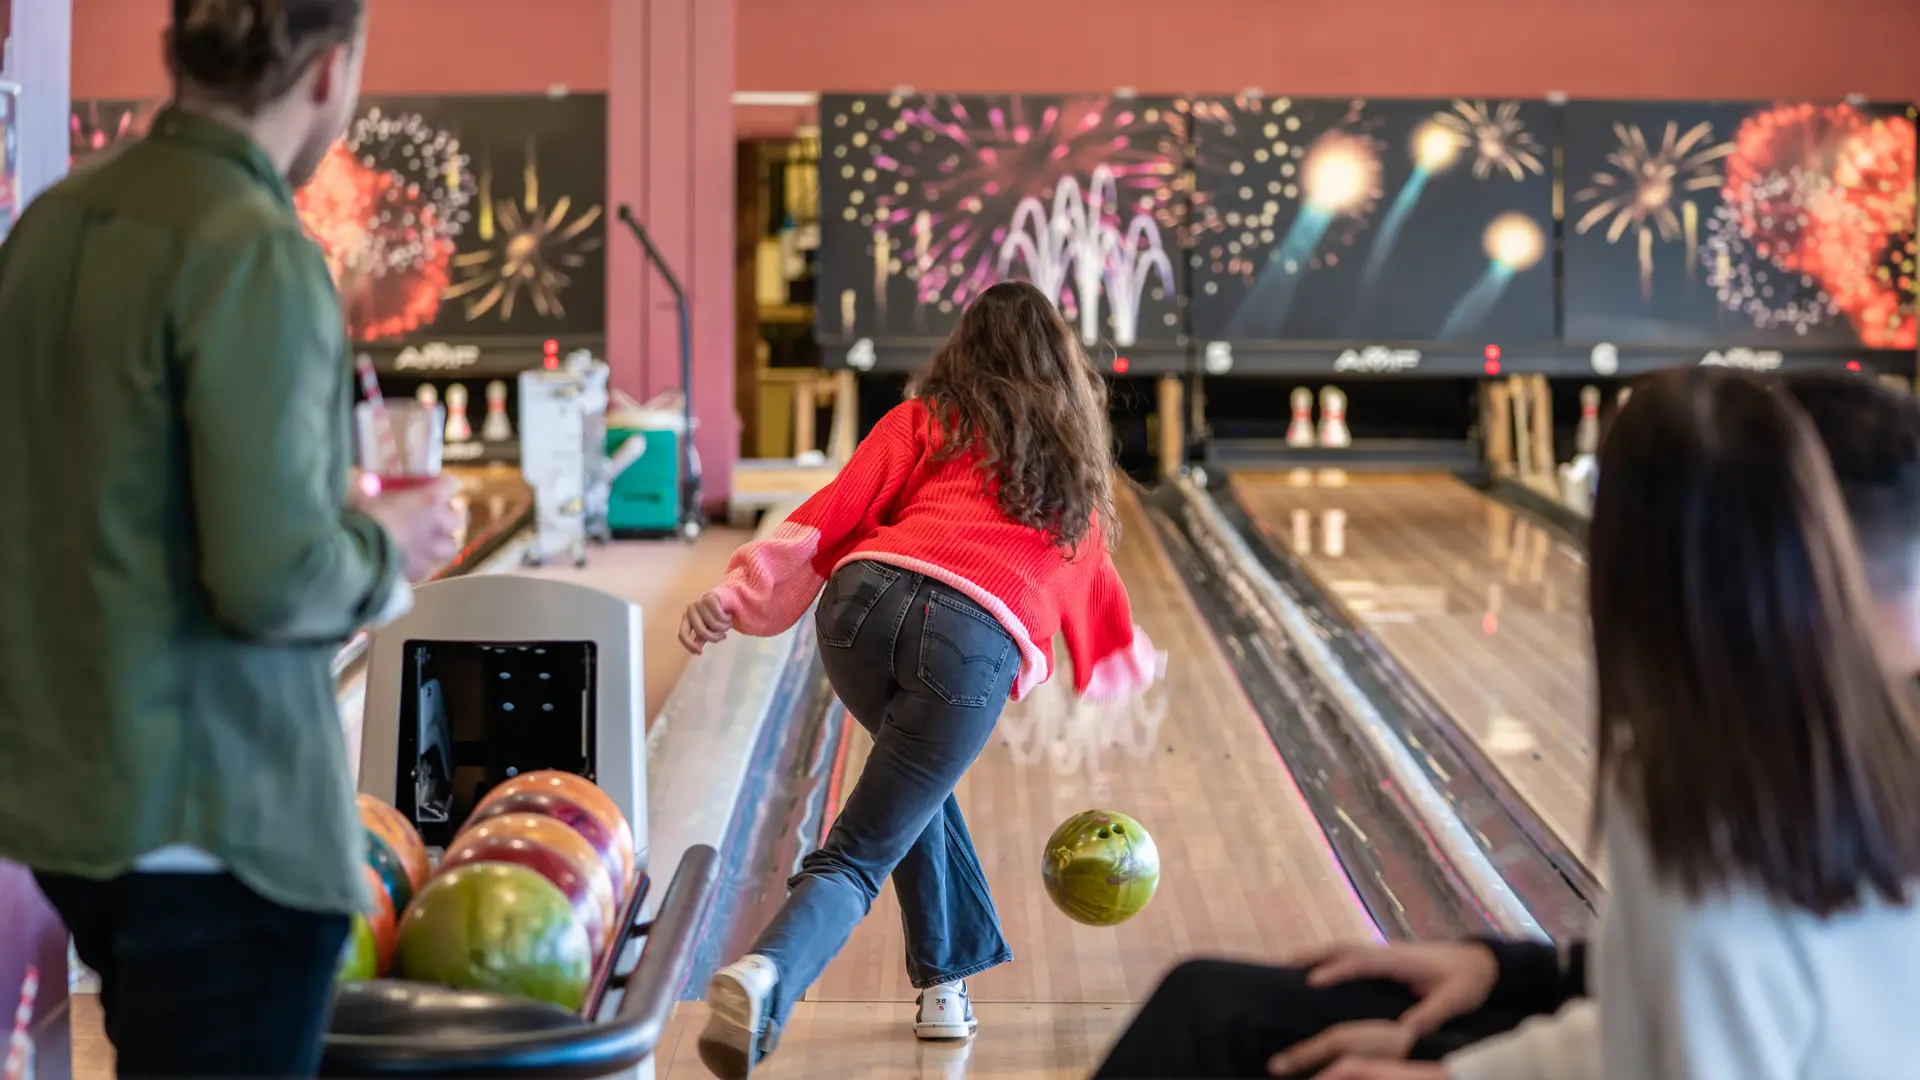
left=364, top=827, right=414, bottom=913
left=393, top=862, right=594, bottom=1011
left=336, top=914, right=379, bottom=983
left=1041, top=809, right=1160, bottom=927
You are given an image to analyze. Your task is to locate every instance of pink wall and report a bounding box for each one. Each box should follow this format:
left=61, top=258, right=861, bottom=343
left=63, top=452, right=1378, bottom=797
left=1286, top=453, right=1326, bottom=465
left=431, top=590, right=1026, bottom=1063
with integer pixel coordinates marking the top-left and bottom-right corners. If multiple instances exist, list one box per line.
left=72, top=0, right=611, bottom=98
left=734, top=0, right=1920, bottom=102
left=78, top=0, right=1920, bottom=106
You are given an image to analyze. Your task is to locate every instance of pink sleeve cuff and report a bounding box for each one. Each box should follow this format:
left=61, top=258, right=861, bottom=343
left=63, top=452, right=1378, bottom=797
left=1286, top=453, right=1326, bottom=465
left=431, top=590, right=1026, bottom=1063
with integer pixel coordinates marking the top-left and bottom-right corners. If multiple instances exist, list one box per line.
left=1079, top=625, right=1166, bottom=702
left=710, top=521, right=827, bottom=637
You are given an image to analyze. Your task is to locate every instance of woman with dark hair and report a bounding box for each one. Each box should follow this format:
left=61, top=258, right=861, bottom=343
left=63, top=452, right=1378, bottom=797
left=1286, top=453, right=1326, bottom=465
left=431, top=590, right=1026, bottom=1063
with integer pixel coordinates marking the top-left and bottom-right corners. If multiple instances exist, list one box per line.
left=1559, top=366, right=1920, bottom=1078
left=0, top=1, right=462, bottom=1075
left=1098, top=369, right=1920, bottom=1079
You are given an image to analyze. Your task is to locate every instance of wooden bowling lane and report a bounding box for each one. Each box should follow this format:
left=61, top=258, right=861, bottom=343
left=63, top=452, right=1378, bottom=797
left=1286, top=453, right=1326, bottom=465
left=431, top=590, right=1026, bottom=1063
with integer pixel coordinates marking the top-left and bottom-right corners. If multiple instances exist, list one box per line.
left=662, top=1002, right=1128, bottom=1079
left=1227, top=471, right=1599, bottom=878
left=660, top=487, right=1378, bottom=1077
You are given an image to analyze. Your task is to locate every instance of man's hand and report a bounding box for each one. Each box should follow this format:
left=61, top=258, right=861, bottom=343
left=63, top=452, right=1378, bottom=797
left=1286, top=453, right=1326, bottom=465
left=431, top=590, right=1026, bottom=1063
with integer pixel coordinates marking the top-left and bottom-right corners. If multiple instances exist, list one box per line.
left=679, top=592, right=733, bottom=655
left=359, top=475, right=464, bottom=582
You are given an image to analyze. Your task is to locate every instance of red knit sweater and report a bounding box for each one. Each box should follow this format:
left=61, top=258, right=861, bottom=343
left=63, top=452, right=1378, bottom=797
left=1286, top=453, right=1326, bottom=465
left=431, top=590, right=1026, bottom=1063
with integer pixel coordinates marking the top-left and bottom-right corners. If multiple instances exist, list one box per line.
left=710, top=399, right=1160, bottom=701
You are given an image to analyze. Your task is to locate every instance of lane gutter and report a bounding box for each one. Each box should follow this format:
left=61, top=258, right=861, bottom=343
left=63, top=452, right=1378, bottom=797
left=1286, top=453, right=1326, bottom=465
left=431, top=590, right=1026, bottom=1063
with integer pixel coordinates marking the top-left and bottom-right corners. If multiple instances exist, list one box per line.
left=1143, top=484, right=1504, bottom=941
left=1193, top=473, right=1598, bottom=939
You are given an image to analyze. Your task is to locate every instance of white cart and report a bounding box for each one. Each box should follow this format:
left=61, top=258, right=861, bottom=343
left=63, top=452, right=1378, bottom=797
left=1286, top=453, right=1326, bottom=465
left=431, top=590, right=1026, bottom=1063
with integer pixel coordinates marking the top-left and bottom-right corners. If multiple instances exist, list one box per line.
left=519, top=351, right=614, bottom=568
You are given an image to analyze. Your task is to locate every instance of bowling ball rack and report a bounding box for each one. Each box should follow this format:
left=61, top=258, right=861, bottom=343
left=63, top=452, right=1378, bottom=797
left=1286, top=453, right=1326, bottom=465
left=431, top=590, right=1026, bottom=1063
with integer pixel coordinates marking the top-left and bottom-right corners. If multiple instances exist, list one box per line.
left=321, top=843, right=718, bottom=1078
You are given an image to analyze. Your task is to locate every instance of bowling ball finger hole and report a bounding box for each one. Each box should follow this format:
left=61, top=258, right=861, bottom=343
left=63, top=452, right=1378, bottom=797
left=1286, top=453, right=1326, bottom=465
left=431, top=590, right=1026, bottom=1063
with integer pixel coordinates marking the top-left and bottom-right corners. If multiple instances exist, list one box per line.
left=1097, top=827, right=1112, bottom=839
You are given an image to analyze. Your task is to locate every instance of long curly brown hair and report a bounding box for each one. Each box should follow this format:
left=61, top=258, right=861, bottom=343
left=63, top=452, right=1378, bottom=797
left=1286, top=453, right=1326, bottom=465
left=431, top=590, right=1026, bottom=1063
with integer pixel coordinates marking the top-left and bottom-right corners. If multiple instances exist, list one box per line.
left=916, top=281, right=1118, bottom=555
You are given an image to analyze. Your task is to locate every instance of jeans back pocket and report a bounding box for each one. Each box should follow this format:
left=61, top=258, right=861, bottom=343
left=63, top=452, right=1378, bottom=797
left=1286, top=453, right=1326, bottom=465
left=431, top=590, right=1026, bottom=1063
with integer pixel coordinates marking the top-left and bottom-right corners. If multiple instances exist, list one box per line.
left=917, top=592, right=1013, bottom=708
left=817, top=561, right=902, bottom=648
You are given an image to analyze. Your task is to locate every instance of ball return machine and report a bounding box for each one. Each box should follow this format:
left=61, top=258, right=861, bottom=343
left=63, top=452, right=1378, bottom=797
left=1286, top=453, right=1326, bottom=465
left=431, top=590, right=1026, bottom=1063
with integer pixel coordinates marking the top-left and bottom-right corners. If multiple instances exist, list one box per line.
left=323, top=574, right=718, bottom=1079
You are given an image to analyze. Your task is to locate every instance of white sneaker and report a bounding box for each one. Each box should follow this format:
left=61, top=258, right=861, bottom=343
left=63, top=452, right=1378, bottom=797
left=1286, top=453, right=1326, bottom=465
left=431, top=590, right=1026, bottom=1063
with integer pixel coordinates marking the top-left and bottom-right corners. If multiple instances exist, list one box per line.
left=699, top=955, right=779, bottom=1079
left=914, top=980, right=977, bottom=1039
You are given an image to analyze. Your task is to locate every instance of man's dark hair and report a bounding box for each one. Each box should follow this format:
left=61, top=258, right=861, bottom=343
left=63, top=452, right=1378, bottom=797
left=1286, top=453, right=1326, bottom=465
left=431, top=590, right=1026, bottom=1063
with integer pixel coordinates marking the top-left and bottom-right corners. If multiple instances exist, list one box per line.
left=1782, top=374, right=1920, bottom=596
left=168, top=0, right=365, bottom=113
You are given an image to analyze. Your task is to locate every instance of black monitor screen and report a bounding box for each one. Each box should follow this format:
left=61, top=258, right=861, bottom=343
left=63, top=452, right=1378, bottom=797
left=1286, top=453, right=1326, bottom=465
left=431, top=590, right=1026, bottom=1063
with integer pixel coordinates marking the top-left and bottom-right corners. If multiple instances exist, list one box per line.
left=394, top=640, right=598, bottom=848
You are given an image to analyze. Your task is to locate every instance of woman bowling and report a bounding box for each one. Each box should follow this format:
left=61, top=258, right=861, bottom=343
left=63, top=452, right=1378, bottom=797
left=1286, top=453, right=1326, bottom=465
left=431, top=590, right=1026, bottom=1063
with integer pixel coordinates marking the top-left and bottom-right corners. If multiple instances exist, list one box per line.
left=679, top=280, right=1165, bottom=1078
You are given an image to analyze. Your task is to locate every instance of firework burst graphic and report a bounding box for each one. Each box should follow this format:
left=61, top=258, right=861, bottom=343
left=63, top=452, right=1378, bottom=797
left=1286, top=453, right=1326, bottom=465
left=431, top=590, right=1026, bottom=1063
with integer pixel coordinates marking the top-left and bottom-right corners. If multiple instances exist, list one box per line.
left=293, top=110, right=476, bottom=342
left=1574, top=120, right=1734, bottom=298
left=334, top=108, right=477, bottom=276
left=828, top=93, right=1183, bottom=325
left=1434, top=100, right=1546, bottom=181
left=1706, top=103, right=1916, bottom=348
left=444, top=140, right=604, bottom=322
left=1189, top=97, right=1384, bottom=289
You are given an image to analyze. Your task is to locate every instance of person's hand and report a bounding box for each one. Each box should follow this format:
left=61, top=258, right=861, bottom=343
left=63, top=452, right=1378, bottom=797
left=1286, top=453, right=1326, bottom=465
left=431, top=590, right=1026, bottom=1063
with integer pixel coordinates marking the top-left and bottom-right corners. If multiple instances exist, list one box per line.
left=1269, top=1020, right=1415, bottom=1075
left=1306, top=941, right=1499, bottom=1032
left=1265, top=941, right=1499, bottom=1075
left=359, top=475, right=463, bottom=582
left=1312, top=1060, right=1449, bottom=1080
left=679, top=592, right=733, bottom=655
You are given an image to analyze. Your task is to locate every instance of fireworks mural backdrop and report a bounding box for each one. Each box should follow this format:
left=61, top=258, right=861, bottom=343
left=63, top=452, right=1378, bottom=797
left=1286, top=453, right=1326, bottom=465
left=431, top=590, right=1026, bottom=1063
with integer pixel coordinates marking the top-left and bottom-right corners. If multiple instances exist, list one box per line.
left=816, top=93, right=1186, bottom=348
left=1563, top=101, right=1916, bottom=349
left=68, top=94, right=607, bottom=345
left=1187, top=97, right=1556, bottom=344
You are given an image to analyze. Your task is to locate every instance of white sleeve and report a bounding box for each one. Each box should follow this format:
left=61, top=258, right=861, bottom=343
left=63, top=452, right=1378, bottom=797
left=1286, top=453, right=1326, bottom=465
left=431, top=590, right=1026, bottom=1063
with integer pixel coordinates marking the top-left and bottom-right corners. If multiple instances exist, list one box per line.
left=1443, top=999, right=1601, bottom=1080
left=1601, top=810, right=1816, bottom=1080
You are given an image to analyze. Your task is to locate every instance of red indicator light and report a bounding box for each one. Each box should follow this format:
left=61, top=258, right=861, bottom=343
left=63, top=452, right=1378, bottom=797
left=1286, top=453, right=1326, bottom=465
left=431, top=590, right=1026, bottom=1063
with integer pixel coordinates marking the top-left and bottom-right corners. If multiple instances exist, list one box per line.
left=1483, top=344, right=1502, bottom=362
left=543, top=339, right=559, bottom=354
left=543, top=355, right=558, bottom=370
left=1485, top=359, right=1502, bottom=375
left=1113, top=356, right=1131, bottom=374
left=1846, top=360, right=1862, bottom=372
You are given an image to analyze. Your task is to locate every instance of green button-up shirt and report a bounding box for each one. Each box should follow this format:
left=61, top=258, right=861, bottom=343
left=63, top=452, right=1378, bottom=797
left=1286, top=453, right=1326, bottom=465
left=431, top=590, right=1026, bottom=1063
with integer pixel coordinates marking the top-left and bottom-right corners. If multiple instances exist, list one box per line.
left=0, top=108, right=402, bottom=914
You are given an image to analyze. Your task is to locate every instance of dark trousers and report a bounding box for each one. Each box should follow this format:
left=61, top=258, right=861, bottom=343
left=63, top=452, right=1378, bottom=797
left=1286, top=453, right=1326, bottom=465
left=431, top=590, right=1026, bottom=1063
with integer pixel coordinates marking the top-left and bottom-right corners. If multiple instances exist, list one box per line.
left=36, top=871, right=348, bottom=1078
left=1094, top=959, right=1538, bottom=1079
left=751, top=561, right=1019, bottom=1027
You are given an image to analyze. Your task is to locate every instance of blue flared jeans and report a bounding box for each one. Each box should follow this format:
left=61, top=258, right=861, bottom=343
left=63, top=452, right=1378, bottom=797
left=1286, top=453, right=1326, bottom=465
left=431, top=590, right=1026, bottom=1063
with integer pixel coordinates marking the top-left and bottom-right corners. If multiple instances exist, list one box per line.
left=750, top=559, right=1017, bottom=1026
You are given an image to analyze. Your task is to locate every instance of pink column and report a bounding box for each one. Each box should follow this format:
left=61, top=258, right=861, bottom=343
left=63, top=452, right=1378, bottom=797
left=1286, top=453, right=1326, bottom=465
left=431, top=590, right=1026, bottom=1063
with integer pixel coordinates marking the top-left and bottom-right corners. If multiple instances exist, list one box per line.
left=6, top=0, right=70, bottom=205
left=608, top=0, right=738, bottom=512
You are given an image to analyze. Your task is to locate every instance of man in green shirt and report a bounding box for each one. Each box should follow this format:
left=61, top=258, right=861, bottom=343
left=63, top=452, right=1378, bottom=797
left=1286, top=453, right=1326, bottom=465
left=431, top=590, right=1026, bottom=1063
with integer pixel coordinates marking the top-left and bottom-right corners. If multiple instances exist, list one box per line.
left=0, top=1, right=461, bottom=1074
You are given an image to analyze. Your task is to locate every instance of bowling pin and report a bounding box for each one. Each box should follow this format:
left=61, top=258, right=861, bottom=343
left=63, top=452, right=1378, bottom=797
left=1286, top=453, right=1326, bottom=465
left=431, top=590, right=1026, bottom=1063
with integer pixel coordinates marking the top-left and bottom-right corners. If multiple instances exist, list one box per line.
left=1285, top=387, right=1315, bottom=447
left=1291, top=508, right=1313, bottom=555
left=415, top=383, right=439, bottom=410
left=1616, top=386, right=1632, bottom=411
left=1575, top=385, right=1601, bottom=456
left=1317, top=386, right=1351, bottom=448
left=482, top=380, right=514, bottom=442
left=444, top=383, right=472, bottom=443
left=1322, top=509, right=1346, bottom=559
left=1560, top=384, right=1602, bottom=513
